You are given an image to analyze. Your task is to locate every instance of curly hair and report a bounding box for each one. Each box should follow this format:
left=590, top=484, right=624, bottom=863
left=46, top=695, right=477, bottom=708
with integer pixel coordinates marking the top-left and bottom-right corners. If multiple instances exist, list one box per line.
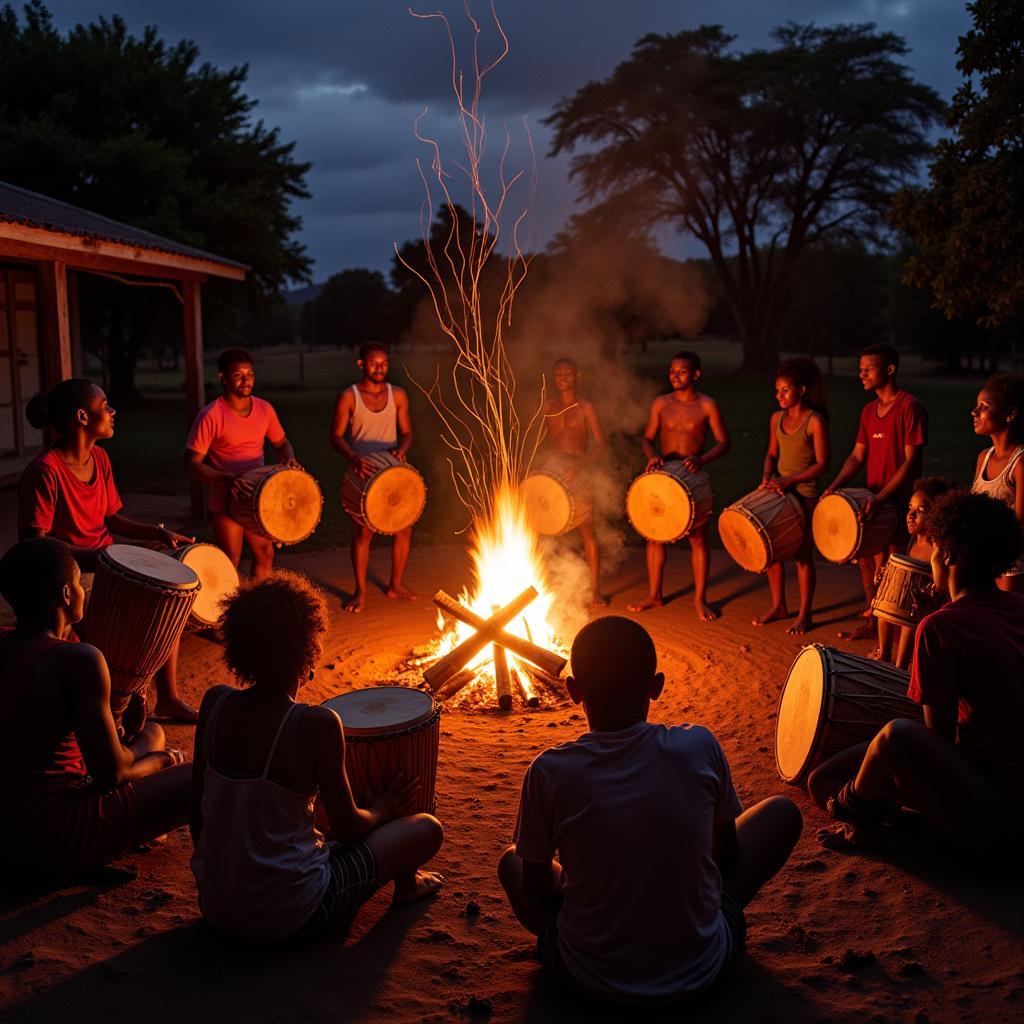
left=926, top=490, right=1022, bottom=580
left=219, top=571, right=328, bottom=689
left=912, top=476, right=956, bottom=501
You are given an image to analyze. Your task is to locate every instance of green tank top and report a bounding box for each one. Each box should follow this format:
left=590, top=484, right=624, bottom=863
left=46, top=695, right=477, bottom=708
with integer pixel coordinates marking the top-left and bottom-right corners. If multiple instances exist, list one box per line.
left=776, top=412, right=819, bottom=499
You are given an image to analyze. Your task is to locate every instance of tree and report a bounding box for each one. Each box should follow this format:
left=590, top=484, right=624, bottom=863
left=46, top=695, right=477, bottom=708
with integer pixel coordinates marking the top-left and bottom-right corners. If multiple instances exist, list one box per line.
left=891, top=0, right=1024, bottom=328
left=0, top=1, right=311, bottom=397
left=545, top=23, right=943, bottom=369
left=299, top=269, right=398, bottom=349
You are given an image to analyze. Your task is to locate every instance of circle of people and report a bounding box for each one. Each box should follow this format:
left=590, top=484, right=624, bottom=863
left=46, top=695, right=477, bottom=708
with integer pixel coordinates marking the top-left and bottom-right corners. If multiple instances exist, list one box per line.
left=1, top=340, right=1021, bottom=1009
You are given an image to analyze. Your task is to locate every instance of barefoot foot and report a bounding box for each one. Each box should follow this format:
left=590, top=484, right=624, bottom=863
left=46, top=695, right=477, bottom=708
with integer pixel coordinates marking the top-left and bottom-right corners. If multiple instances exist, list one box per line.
left=786, top=617, right=813, bottom=636
left=696, top=600, right=718, bottom=622
left=753, top=606, right=789, bottom=626
left=152, top=696, right=198, bottom=723
left=816, top=822, right=885, bottom=852
left=386, top=583, right=419, bottom=602
left=392, top=869, right=444, bottom=906
left=591, top=592, right=609, bottom=608
left=628, top=595, right=663, bottom=613
left=344, top=591, right=366, bottom=613
left=838, top=619, right=876, bottom=641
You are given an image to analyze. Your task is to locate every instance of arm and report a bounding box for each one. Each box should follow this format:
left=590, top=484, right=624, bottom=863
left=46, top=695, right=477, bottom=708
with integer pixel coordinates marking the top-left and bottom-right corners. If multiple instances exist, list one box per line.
left=329, top=390, right=373, bottom=477
left=824, top=442, right=867, bottom=495
left=874, top=443, right=924, bottom=506
left=685, top=397, right=730, bottom=473
left=393, top=387, right=413, bottom=461
left=1012, top=456, right=1024, bottom=524
left=583, top=401, right=606, bottom=462
left=760, top=412, right=781, bottom=486
left=921, top=701, right=958, bottom=744
left=105, top=513, right=192, bottom=549
left=641, top=399, right=663, bottom=470
left=774, top=413, right=831, bottom=493
left=189, top=685, right=232, bottom=844
left=272, top=436, right=297, bottom=465
left=17, top=526, right=103, bottom=571
left=182, top=449, right=232, bottom=488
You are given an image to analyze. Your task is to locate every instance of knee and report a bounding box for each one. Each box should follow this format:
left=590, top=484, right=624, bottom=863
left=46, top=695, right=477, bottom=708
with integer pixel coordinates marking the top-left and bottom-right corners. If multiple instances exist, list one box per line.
left=767, top=794, right=804, bottom=846
left=141, top=721, right=166, bottom=748
left=496, top=845, right=518, bottom=885
left=410, top=812, right=444, bottom=856
left=805, top=766, right=832, bottom=810
left=873, top=718, right=927, bottom=766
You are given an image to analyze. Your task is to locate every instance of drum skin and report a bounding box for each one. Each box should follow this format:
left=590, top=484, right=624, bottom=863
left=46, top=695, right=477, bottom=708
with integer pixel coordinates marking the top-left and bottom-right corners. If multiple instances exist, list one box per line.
left=871, top=554, right=939, bottom=628
left=342, top=453, right=427, bottom=535
left=174, top=542, right=240, bottom=627
left=719, top=489, right=805, bottom=573
left=626, top=461, right=713, bottom=543
left=522, top=454, right=591, bottom=536
left=229, top=466, right=323, bottom=545
left=812, top=488, right=898, bottom=564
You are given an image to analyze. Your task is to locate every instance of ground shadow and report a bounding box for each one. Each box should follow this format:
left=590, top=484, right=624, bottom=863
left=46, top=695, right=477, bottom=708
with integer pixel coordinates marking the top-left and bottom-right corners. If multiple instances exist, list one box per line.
left=0, top=878, right=128, bottom=946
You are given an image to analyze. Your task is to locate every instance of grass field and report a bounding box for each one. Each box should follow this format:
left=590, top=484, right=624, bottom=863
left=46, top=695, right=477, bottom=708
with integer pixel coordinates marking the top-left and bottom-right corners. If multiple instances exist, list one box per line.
left=94, top=339, right=985, bottom=553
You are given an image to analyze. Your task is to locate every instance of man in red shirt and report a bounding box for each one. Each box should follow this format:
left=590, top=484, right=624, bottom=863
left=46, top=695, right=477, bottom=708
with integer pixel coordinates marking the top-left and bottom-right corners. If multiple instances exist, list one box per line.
left=809, top=491, right=1024, bottom=863
left=824, top=343, right=928, bottom=640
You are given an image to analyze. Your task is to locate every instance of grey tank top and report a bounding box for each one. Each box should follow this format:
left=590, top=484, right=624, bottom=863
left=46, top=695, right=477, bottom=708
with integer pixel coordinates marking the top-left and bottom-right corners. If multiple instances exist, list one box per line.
left=348, top=384, right=397, bottom=456
left=776, top=412, right=819, bottom=499
left=972, top=446, right=1024, bottom=506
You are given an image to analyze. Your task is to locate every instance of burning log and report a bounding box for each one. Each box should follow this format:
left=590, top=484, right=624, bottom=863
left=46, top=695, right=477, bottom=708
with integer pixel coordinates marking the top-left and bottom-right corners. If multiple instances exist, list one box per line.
left=521, top=661, right=565, bottom=699
left=432, top=590, right=567, bottom=679
left=423, top=586, right=539, bottom=690
left=436, top=668, right=476, bottom=701
left=511, top=665, right=540, bottom=708
left=492, top=641, right=513, bottom=711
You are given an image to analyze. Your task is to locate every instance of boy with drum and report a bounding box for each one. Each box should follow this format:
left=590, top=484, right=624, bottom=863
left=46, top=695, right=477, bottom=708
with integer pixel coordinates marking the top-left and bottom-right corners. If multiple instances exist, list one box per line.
left=541, top=357, right=608, bottom=606
left=823, top=343, right=927, bottom=642
left=629, top=351, right=730, bottom=621
left=808, top=491, right=1024, bottom=864
left=183, top=348, right=298, bottom=579
left=498, top=616, right=802, bottom=1006
left=330, top=341, right=417, bottom=613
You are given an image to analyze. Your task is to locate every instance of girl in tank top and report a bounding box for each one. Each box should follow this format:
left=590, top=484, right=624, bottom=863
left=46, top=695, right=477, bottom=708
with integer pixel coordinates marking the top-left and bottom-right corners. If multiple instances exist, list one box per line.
left=971, top=373, right=1024, bottom=593
left=755, top=357, right=830, bottom=635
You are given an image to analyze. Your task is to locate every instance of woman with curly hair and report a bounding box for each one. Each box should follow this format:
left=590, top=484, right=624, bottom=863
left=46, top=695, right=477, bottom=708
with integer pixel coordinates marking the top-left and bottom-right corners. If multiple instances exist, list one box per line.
left=190, top=571, right=443, bottom=943
left=808, top=491, right=1024, bottom=863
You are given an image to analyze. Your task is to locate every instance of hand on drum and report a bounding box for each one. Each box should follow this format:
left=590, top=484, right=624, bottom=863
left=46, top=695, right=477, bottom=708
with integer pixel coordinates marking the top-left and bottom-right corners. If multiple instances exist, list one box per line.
left=681, top=454, right=704, bottom=474
left=122, top=691, right=147, bottom=739
left=230, top=475, right=257, bottom=501
left=644, top=455, right=664, bottom=473
left=353, top=456, right=377, bottom=479
left=862, top=495, right=878, bottom=520
left=389, top=448, right=408, bottom=464
left=156, top=526, right=195, bottom=550
left=761, top=475, right=788, bottom=494
left=369, top=772, right=421, bottom=822
left=283, top=458, right=305, bottom=471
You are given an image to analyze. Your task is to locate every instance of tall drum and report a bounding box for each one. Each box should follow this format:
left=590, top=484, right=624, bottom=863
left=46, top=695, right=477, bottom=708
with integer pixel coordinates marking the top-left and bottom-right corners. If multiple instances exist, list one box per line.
left=812, top=488, right=898, bottom=564
left=626, top=460, right=713, bottom=543
left=871, top=553, right=941, bottom=628
left=342, top=452, right=427, bottom=535
left=719, top=489, right=806, bottom=573
left=173, top=542, right=240, bottom=628
left=775, top=644, right=921, bottom=784
left=323, top=687, right=441, bottom=814
left=522, top=454, right=591, bottom=536
left=228, top=465, right=323, bottom=545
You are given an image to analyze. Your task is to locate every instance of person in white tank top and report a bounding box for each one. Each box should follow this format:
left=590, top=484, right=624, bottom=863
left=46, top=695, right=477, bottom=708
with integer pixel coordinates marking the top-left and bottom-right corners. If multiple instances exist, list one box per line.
left=330, top=342, right=418, bottom=612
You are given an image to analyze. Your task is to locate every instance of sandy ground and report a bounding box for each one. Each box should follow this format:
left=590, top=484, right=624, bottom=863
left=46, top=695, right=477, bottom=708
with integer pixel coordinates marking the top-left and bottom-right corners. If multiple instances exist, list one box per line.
left=1, top=533, right=1022, bottom=1024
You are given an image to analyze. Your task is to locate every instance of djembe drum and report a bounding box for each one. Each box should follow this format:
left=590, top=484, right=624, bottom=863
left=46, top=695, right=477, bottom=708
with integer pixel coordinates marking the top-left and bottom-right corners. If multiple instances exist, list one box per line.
left=871, top=554, right=941, bottom=629
left=82, top=545, right=199, bottom=721
left=812, top=488, right=898, bottom=564
left=522, top=454, right=591, bottom=536
left=774, top=644, right=921, bottom=784
left=173, top=542, right=240, bottom=629
left=626, top=460, right=713, bottom=543
left=228, top=465, right=323, bottom=545
left=342, top=452, right=427, bottom=535
left=323, top=687, right=441, bottom=814
left=718, top=489, right=806, bottom=573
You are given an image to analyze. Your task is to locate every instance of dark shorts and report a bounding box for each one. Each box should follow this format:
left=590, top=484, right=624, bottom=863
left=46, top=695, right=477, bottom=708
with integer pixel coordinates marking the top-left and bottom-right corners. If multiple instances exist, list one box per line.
left=286, top=840, right=379, bottom=945
left=536, top=889, right=747, bottom=1007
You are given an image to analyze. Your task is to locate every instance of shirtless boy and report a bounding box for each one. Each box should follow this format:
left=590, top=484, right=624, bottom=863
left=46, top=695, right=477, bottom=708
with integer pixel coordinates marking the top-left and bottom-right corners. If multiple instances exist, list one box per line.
left=542, top=357, right=608, bottom=606
left=330, top=342, right=417, bottom=613
left=630, top=352, right=730, bottom=621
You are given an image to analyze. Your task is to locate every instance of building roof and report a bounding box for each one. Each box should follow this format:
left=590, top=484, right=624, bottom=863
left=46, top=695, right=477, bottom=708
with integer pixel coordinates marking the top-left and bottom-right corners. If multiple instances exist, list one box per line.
left=0, top=179, right=248, bottom=272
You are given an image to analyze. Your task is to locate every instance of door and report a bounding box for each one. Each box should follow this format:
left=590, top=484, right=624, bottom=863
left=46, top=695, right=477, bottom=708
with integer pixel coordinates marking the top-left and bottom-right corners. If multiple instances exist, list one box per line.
left=0, top=267, right=43, bottom=456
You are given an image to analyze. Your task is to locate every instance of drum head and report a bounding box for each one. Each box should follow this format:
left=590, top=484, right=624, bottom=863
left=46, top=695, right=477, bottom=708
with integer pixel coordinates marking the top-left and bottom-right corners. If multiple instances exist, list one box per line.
left=775, top=646, right=827, bottom=783
left=812, top=493, right=859, bottom=564
left=101, top=544, right=199, bottom=590
left=325, top=687, right=436, bottom=736
left=364, top=465, right=426, bottom=534
left=626, top=471, right=694, bottom=542
left=255, top=468, right=323, bottom=543
left=888, top=553, right=931, bottom=575
left=719, top=507, right=769, bottom=573
left=522, top=473, right=572, bottom=535
left=177, top=543, right=239, bottom=624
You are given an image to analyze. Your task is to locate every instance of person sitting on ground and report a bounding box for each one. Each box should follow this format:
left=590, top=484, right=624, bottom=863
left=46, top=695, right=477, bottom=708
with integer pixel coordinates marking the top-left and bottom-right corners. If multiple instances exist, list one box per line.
left=808, top=491, right=1024, bottom=864
left=0, top=538, right=190, bottom=882
left=190, top=571, right=444, bottom=944
left=497, top=616, right=802, bottom=1007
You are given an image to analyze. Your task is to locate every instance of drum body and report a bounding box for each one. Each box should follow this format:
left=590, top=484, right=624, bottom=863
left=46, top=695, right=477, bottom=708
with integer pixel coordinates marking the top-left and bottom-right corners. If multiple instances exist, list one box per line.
left=228, top=465, right=323, bottom=545
left=522, top=454, right=591, bottom=536
left=626, top=460, right=713, bottom=543
left=812, top=488, right=898, bottom=564
left=173, top=543, right=240, bottom=627
left=323, top=687, right=440, bottom=814
left=719, top=489, right=806, bottom=573
left=775, top=644, right=921, bottom=784
left=83, top=545, right=199, bottom=718
left=871, top=554, right=939, bottom=628
left=342, top=453, right=427, bottom=535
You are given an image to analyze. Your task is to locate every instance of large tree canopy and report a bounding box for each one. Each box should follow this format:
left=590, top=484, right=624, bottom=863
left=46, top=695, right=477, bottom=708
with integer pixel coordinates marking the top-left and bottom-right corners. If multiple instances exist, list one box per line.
left=545, top=23, right=943, bottom=369
left=0, top=1, right=311, bottom=396
left=891, top=0, right=1024, bottom=327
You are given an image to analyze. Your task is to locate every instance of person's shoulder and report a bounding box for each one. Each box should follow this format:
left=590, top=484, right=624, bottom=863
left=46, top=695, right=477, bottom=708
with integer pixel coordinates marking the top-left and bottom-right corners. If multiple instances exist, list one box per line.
left=48, top=638, right=106, bottom=681
left=252, top=396, right=279, bottom=416
left=662, top=720, right=721, bottom=752
left=900, top=390, right=927, bottom=412
left=391, top=383, right=409, bottom=399
left=578, top=397, right=595, bottom=413
left=92, top=445, right=114, bottom=472
left=23, top=449, right=59, bottom=480
left=196, top=397, right=222, bottom=420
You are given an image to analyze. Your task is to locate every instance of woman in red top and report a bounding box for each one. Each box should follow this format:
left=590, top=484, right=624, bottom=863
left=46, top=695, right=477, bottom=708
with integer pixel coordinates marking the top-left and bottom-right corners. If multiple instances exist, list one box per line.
left=0, top=538, right=189, bottom=880
left=17, top=378, right=197, bottom=722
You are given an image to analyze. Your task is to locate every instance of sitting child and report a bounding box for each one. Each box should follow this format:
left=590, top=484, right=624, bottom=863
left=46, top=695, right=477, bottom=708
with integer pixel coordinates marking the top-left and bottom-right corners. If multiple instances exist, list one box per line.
left=0, top=537, right=189, bottom=881
left=498, top=616, right=802, bottom=1007
left=190, top=571, right=443, bottom=944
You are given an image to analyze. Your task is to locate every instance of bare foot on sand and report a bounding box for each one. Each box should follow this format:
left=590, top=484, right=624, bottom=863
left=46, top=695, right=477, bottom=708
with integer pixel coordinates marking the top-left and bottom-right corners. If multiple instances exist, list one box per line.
left=591, top=593, right=609, bottom=608
left=753, top=606, right=789, bottom=626
left=628, top=595, right=663, bottom=612
left=386, top=583, right=419, bottom=602
left=816, top=823, right=884, bottom=852
left=787, top=617, right=813, bottom=636
left=392, top=869, right=444, bottom=906
left=344, top=590, right=366, bottom=613
left=152, top=697, right=198, bottom=723
left=838, top=619, right=876, bottom=641
left=696, top=600, right=719, bottom=622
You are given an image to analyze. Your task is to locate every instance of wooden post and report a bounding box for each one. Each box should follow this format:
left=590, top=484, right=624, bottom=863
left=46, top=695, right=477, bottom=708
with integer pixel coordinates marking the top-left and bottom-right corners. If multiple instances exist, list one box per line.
left=37, top=260, right=72, bottom=389
left=183, top=279, right=206, bottom=520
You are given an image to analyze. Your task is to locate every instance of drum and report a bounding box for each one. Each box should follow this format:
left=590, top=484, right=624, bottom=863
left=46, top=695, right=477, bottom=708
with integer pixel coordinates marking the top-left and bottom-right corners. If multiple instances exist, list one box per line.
left=83, top=545, right=199, bottom=719
left=718, top=489, right=806, bottom=573
left=323, top=687, right=440, bottom=814
left=228, top=465, right=323, bottom=545
left=522, top=454, right=591, bottom=535
left=342, top=452, right=427, bottom=535
left=626, top=460, right=713, bottom=543
left=812, top=488, right=898, bottom=564
left=173, top=543, right=240, bottom=628
left=775, top=644, right=921, bottom=784
left=871, top=553, right=941, bottom=628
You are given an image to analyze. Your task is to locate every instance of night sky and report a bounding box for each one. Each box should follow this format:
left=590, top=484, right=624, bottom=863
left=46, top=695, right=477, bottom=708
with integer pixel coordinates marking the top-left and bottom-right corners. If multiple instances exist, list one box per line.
left=44, top=1, right=973, bottom=282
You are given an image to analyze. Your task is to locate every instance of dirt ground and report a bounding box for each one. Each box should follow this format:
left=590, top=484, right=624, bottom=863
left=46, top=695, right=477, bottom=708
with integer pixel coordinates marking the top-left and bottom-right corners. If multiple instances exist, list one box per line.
left=1, top=537, right=1022, bottom=1024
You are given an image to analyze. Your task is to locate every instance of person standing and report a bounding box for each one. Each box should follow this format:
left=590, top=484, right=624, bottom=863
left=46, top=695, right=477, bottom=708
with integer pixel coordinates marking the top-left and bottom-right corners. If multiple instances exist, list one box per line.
left=330, top=342, right=417, bottom=613
left=183, top=348, right=298, bottom=579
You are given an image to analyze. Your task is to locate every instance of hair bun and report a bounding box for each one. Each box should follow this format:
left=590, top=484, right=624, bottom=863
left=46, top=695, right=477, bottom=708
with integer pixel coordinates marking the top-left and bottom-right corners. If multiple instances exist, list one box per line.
left=25, top=393, right=50, bottom=429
